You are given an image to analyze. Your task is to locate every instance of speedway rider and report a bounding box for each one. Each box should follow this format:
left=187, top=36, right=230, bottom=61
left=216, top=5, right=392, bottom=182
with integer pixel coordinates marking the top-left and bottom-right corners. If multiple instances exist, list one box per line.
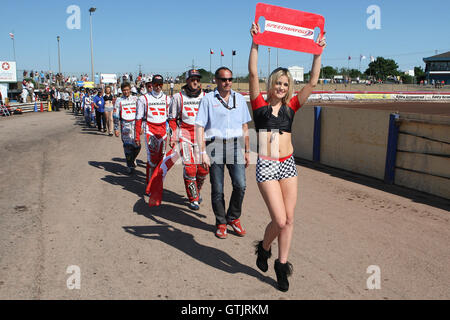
left=114, top=82, right=141, bottom=174
left=168, top=69, right=208, bottom=210
left=135, top=75, right=171, bottom=186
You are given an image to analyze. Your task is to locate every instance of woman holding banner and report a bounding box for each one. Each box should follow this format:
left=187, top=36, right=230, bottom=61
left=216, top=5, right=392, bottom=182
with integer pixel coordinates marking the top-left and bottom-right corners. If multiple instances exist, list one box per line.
left=249, top=22, right=326, bottom=292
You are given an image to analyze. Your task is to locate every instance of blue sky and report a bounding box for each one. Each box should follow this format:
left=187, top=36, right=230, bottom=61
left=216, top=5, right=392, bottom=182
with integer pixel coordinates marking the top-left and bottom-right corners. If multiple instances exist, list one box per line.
left=1, top=0, right=449, bottom=77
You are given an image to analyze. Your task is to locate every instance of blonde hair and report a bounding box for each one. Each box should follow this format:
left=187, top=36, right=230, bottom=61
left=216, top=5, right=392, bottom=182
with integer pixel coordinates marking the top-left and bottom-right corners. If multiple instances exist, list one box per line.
left=266, top=67, right=294, bottom=105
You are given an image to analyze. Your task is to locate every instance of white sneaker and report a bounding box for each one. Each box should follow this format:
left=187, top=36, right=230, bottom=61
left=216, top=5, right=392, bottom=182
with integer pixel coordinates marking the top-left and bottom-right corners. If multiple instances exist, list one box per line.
left=188, top=201, right=200, bottom=210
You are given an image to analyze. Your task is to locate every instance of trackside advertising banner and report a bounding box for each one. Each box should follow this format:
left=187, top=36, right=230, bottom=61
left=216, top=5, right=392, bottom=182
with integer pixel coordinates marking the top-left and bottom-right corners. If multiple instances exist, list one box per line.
left=306, top=92, right=450, bottom=101
left=392, top=94, right=450, bottom=101
left=242, top=92, right=450, bottom=102
left=0, top=61, right=17, bottom=82
left=101, top=74, right=117, bottom=84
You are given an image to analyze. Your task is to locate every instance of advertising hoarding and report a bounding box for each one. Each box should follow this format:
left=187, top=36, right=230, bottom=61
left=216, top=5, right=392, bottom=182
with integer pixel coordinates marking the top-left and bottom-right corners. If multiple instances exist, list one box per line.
left=0, top=61, right=17, bottom=82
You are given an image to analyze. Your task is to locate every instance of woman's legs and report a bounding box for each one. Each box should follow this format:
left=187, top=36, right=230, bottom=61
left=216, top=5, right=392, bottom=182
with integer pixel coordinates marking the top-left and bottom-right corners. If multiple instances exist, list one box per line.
left=105, top=111, right=113, bottom=134
left=257, top=180, right=287, bottom=251
left=277, top=176, right=298, bottom=263
left=258, top=175, right=298, bottom=262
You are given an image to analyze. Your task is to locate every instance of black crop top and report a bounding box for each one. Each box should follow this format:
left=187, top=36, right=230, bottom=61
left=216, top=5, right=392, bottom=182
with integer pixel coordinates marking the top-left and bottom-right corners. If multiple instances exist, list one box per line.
left=104, top=94, right=113, bottom=102
left=250, top=93, right=302, bottom=134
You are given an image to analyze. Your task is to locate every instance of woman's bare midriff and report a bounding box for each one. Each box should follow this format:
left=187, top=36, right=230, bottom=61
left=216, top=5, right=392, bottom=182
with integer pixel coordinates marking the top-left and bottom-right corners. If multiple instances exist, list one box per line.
left=257, top=131, right=293, bottom=159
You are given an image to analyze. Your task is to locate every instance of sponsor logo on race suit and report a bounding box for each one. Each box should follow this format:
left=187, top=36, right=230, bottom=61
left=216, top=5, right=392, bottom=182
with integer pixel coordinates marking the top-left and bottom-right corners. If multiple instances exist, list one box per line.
left=180, top=92, right=203, bottom=126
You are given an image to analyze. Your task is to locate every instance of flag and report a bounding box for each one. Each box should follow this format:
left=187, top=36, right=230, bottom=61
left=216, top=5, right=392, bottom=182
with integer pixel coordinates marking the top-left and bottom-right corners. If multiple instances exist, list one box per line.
left=9, top=33, right=14, bottom=39
left=210, top=48, right=214, bottom=54
left=348, top=56, right=351, bottom=60
left=370, top=56, right=375, bottom=62
left=360, top=55, right=366, bottom=60
left=232, top=50, right=236, bottom=56
left=221, top=50, right=224, bottom=57
left=146, top=147, right=181, bottom=207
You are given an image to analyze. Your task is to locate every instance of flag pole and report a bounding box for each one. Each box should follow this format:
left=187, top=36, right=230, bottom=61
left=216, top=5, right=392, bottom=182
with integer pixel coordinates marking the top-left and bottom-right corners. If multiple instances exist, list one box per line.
left=231, top=50, right=234, bottom=73
left=277, top=48, right=279, bottom=68
left=209, top=49, right=212, bottom=84
left=359, top=55, right=361, bottom=74
left=11, top=34, right=16, bottom=61
left=347, top=55, right=350, bottom=82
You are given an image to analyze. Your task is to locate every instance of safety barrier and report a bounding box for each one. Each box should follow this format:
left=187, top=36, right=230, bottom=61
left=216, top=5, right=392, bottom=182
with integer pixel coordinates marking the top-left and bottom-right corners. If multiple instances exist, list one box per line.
left=389, top=114, right=450, bottom=199
left=1, top=101, right=49, bottom=115
left=308, top=91, right=450, bottom=101
left=289, top=105, right=450, bottom=199
left=243, top=91, right=450, bottom=102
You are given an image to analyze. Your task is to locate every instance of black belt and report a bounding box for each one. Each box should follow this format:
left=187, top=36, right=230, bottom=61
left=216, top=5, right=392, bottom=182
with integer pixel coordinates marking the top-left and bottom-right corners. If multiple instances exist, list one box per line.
left=207, top=137, right=239, bottom=145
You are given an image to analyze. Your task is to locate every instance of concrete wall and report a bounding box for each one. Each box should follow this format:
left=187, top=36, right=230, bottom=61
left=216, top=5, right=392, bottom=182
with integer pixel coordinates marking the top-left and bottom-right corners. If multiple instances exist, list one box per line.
left=291, top=106, right=314, bottom=161
left=249, top=98, right=449, bottom=199
left=395, top=113, right=450, bottom=199
left=319, top=107, right=391, bottom=180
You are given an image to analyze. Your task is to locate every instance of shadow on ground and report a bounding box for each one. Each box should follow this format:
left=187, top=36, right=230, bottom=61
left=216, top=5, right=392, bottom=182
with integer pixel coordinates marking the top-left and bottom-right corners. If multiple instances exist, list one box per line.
left=123, top=223, right=277, bottom=288
left=88, top=156, right=276, bottom=289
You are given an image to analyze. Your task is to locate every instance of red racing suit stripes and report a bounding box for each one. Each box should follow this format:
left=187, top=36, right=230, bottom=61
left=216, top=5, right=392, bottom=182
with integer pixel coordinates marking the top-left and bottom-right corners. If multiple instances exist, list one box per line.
left=114, top=95, right=141, bottom=168
left=136, top=91, right=171, bottom=185
left=168, top=89, right=208, bottom=203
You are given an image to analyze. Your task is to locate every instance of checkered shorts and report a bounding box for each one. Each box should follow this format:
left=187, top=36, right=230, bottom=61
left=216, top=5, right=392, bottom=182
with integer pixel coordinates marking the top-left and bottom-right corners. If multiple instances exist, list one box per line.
left=256, top=154, right=298, bottom=183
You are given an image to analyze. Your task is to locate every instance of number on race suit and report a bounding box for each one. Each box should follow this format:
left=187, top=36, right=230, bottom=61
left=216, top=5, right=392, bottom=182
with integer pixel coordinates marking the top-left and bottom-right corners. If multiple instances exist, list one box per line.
left=253, top=3, right=325, bottom=55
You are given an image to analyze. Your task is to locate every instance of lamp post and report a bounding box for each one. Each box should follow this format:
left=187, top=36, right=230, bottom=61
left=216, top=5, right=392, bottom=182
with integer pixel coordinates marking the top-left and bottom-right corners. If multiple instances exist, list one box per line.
left=277, top=48, right=279, bottom=68
left=89, top=7, right=96, bottom=84
left=57, top=36, right=61, bottom=86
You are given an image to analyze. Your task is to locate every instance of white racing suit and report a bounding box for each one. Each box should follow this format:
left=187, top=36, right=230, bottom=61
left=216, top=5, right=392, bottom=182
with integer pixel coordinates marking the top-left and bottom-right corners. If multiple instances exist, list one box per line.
left=168, top=90, right=208, bottom=203
left=82, top=95, right=93, bottom=126
left=136, top=91, right=171, bottom=185
left=114, top=95, right=141, bottom=168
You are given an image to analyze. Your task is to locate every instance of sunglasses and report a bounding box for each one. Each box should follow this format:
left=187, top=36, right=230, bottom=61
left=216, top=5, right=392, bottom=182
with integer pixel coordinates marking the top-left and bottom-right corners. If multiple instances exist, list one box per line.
left=218, top=77, right=233, bottom=82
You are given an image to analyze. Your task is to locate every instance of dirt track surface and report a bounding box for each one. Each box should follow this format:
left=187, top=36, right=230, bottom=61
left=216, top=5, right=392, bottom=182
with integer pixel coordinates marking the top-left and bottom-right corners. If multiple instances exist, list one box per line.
left=0, top=109, right=449, bottom=300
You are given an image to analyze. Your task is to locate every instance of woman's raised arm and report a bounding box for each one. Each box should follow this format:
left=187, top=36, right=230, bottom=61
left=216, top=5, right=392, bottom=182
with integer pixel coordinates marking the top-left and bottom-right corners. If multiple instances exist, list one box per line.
left=248, top=22, right=261, bottom=101
left=297, top=31, right=327, bottom=106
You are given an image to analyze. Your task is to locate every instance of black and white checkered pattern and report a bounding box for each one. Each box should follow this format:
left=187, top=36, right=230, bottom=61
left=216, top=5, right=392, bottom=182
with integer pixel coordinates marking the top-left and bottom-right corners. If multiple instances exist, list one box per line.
left=256, top=155, right=298, bottom=183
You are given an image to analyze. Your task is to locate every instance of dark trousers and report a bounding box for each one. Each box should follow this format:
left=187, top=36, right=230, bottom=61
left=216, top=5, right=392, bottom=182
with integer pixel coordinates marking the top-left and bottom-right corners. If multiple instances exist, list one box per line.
left=124, top=143, right=141, bottom=168
left=207, top=138, right=246, bottom=225
left=95, top=110, right=106, bottom=131
left=52, top=99, right=59, bottom=111
left=73, top=101, right=80, bottom=114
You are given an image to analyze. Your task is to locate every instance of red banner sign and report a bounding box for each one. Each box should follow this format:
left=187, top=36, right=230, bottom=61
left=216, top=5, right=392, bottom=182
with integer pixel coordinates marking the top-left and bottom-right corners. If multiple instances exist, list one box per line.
left=253, top=3, right=325, bottom=55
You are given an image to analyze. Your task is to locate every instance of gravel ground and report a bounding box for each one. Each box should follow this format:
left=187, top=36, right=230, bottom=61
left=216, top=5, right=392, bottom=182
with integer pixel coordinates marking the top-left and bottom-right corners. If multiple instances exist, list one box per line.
left=0, top=108, right=448, bottom=300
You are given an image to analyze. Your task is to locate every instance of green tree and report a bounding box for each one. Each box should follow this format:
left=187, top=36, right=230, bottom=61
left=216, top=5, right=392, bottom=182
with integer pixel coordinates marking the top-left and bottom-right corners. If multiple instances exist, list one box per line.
left=364, top=57, right=399, bottom=80
left=401, top=74, right=414, bottom=84
left=337, top=68, right=364, bottom=79
left=414, top=66, right=426, bottom=83
left=321, top=66, right=338, bottom=79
